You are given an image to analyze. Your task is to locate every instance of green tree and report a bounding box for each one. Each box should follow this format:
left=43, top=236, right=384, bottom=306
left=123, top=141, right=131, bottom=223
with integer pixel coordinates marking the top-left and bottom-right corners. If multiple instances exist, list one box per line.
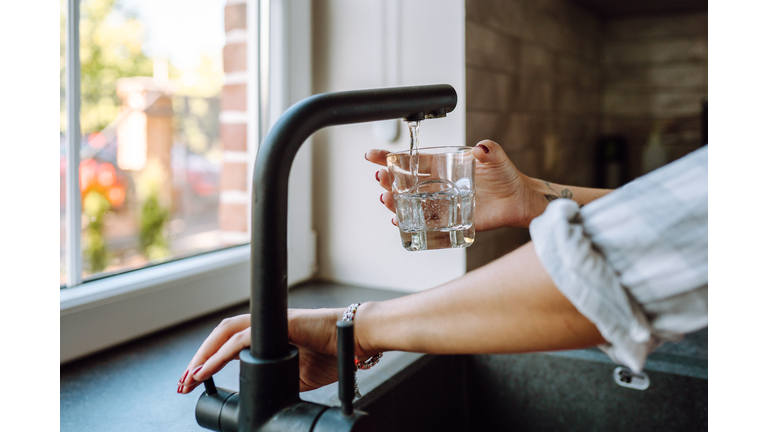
left=138, top=161, right=170, bottom=261
left=83, top=191, right=111, bottom=273
left=139, top=189, right=170, bottom=260
left=60, top=0, right=154, bottom=134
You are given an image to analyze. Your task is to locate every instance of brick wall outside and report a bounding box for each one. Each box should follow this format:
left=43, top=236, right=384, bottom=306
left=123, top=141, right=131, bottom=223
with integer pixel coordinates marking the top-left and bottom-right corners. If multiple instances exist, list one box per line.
left=465, top=0, right=707, bottom=271
left=220, top=123, right=247, bottom=152
left=218, top=0, right=250, bottom=242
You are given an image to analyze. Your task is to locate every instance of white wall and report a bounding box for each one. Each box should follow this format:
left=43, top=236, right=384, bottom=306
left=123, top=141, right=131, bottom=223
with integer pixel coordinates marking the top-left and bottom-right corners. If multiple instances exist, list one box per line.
left=312, top=0, right=467, bottom=292
left=264, top=0, right=317, bottom=286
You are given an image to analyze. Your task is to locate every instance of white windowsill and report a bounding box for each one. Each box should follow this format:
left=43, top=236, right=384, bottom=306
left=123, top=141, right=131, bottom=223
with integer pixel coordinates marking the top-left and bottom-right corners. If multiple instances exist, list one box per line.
left=60, top=245, right=252, bottom=364
left=60, top=245, right=250, bottom=312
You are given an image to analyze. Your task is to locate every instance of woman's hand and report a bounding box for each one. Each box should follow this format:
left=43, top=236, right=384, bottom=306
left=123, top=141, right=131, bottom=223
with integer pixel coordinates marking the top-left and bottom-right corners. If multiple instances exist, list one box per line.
left=367, top=140, right=538, bottom=231
left=177, top=309, right=375, bottom=394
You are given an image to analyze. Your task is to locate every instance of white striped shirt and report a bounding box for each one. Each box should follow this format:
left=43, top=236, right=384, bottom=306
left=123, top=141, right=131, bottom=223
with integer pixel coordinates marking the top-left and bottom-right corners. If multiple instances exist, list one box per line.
left=530, top=146, right=708, bottom=372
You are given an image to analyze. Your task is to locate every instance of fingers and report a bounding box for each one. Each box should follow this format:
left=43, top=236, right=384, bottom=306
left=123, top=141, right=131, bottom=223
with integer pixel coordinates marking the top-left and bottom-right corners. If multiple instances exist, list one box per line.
left=379, top=191, right=396, bottom=214
left=370, top=153, right=396, bottom=222
left=178, top=314, right=250, bottom=394
left=365, top=149, right=390, bottom=167
left=184, top=327, right=251, bottom=393
left=471, top=140, right=508, bottom=166
left=376, top=168, right=392, bottom=193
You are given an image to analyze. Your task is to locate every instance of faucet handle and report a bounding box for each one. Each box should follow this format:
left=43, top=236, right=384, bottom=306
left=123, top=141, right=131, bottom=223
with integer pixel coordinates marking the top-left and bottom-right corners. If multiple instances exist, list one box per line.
left=336, top=320, right=355, bottom=416
left=203, top=377, right=218, bottom=396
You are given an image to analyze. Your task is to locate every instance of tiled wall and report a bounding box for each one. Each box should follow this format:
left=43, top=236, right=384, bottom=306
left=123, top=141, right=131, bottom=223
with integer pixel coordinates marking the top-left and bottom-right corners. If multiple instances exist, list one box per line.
left=465, top=0, right=602, bottom=271
left=601, top=12, right=708, bottom=179
left=465, top=1, right=708, bottom=271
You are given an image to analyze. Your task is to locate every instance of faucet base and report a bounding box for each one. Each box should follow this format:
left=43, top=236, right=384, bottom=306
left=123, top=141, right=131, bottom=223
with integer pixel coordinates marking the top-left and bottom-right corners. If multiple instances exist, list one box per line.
left=237, top=346, right=302, bottom=430
left=196, top=387, right=239, bottom=432
left=312, top=408, right=375, bottom=432
left=259, top=401, right=328, bottom=432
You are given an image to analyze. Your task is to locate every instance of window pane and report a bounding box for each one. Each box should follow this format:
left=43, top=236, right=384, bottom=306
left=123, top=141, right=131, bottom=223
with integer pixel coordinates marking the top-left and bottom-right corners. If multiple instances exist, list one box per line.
left=76, top=0, right=245, bottom=281
left=60, top=0, right=67, bottom=286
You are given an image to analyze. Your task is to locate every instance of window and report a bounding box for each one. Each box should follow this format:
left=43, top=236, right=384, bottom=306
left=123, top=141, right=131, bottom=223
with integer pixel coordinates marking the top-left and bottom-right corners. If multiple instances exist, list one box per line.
left=61, top=0, right=250, bottom=286
left=61, top=0, right=315, bottom=364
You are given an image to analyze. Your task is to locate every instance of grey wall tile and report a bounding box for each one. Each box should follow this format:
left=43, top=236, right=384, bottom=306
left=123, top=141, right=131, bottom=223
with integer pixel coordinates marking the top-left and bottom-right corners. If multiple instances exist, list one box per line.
left=603, top=12, right=708, bottom=40
left=506, top=147, right=542, bottom=178
left=603, top=91, right=705, bottom=118
left=513, top=114, right=551, bottom=152
left=517, top=79, right=554, bottom=113
left=466, top=21, right=520, bottom=75
left=555, top=86, right=599, bottom=116
left=602, top=37, right=708, bottom=65
left=466, top=111, right=502, bottom=147
left=520, top=43, right=556, bottom=79
left=466, top=68, right=519, bottom=112
left=466, top=0, right=529, bottom=40
left=600, top=117, right=655, bottom=137
left=604, top=64, right=708, bottom=89
left=556, top=56, right=600, bottom=88
left=466, top=3, right=706, bottom=271
left=466, top=112, right=530, bottom=152
left=529, top=11, right=568, bottom=54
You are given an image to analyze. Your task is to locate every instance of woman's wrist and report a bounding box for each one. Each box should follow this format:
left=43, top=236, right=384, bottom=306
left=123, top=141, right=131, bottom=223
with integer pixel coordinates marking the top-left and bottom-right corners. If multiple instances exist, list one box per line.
left=524, top=177, right=614, bottom=222
left=517, top=175, right=553, bottom=228
left=353, top=301, right=384, bottom=359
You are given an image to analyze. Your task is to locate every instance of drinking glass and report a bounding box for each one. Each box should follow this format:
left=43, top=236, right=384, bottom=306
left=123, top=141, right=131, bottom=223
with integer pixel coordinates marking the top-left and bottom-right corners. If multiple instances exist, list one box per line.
left=386, top=146, right=476, bottom=251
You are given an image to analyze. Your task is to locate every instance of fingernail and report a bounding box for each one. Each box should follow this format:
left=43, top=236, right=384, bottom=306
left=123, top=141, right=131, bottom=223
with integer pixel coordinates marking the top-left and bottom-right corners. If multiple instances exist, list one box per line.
left=391, top=218, right=396, bottom=226
left=180, top=369, right=189, bottom=384
left=177, top=385, right=182, bottom=394
left=375, top=171, right=380, bottom=182
left=191, top=365, right=204, bottom=379
left=380, top=194, right=385, bottom=204
left=477, top=144, right=489, bottom=154
left=364, top=152, right=369, bottom=161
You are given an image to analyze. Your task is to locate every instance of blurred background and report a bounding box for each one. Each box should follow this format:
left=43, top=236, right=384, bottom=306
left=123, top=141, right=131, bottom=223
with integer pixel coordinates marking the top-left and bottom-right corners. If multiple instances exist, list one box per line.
left=463, top=0, right=708, bottom=271
left=60, top=0, right=707, bottom=289
left=60, top=0, right=233, bottom=284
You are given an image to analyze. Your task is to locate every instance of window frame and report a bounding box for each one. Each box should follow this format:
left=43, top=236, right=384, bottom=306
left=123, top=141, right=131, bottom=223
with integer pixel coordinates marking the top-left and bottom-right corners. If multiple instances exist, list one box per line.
left=60, top=0, right=314, bottom=364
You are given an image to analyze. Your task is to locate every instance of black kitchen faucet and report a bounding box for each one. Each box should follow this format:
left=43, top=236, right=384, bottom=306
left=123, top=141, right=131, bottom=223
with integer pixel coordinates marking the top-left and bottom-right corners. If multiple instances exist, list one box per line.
left=194, top=84, right=458, bottom=432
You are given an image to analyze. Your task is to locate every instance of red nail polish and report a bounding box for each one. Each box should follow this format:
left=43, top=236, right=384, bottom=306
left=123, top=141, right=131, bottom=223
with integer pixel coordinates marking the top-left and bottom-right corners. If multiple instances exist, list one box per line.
left=191, top=365, right=204, bottom=378
left=180, top=369, right=189, bottom=384
left=375, top=171, right=380, bottom=181
left=177, top=385, right=182, bottom=394
left=478, top=144, right=489, bottom=154
left=364, top=152, right=369, bottom=161
left=391, top=218, right=396, bottom=226
left=380, top=194, right=385, bottom=204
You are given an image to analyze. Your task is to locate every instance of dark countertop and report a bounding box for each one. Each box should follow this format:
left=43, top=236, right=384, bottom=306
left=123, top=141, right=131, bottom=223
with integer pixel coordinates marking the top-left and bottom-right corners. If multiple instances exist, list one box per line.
left=61, top=280, right=707, bottom=431
left=60, top=281, right=406, bottom=432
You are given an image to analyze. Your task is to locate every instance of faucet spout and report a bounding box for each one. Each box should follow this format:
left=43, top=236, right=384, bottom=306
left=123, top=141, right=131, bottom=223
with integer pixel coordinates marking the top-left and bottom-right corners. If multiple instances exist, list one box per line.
left=250, top=84, right=457, bottom=360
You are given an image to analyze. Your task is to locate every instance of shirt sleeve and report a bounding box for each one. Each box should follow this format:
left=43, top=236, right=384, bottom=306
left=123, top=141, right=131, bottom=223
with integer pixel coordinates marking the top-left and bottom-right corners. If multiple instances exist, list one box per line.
left=529, top=146, right=708, bottom=372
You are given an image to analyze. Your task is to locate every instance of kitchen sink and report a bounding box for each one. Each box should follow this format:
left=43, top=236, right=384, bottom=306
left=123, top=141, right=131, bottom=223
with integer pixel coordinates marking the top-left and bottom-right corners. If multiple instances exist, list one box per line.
left=333, top=329, right=708, bottom=432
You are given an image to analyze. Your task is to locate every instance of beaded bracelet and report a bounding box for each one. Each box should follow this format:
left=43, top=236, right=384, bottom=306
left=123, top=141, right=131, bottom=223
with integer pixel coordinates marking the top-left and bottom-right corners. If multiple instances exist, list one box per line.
left=341, top=303, right=383, bottom=369
left=341, top=303, right=383, bottom=398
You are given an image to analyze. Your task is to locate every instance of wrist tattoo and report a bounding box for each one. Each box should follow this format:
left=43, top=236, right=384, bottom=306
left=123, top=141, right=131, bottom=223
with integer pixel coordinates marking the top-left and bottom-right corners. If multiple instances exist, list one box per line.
left=543, top=181, right=573, bottom=203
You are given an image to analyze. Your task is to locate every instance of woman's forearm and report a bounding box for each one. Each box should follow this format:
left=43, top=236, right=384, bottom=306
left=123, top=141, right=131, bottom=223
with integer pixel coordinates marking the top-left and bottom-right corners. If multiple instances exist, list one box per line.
left=355, top=242, right=605, bottom=357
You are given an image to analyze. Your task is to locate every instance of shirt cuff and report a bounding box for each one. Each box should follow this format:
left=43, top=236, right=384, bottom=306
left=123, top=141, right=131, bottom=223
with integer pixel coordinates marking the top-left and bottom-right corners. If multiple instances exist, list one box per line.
left=529, top=199, right=659, bottom=372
